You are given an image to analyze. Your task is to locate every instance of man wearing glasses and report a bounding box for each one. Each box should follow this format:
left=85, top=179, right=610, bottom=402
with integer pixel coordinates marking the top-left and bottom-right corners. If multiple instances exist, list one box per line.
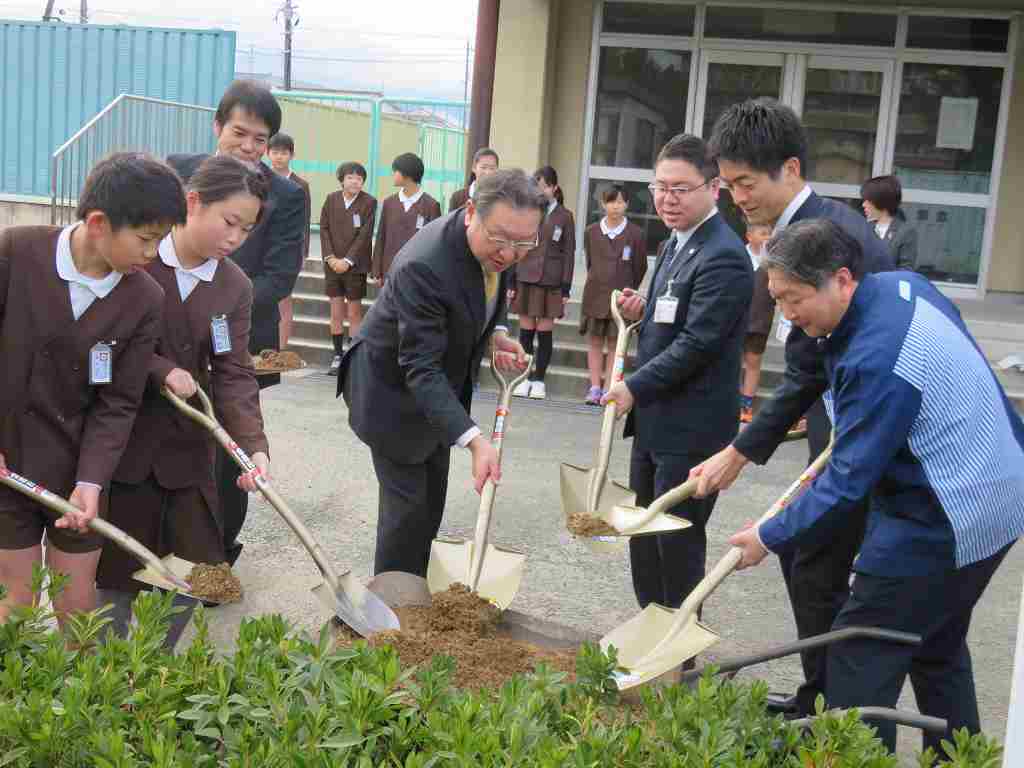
left=602, top=134, right=753, bottom=631
left=338, top=170, right=542, bottom=578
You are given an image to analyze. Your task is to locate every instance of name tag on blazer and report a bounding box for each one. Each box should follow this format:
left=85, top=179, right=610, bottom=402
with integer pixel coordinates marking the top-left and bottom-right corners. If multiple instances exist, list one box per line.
left=89, top=342, right=114, bottom=385
left=622, top=246, right=632, bottom=261
left=211, top=315, right=232, bottom=356
left=416, top=214, right=425, bottom=229
left=654, top=296, right=678, bottom=324
left=552, top=226, right=563, bottom=243
left=353, top=213, right=362, bottom=229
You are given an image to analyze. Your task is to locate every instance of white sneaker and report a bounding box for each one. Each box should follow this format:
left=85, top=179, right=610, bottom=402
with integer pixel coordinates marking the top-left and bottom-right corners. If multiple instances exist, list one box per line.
left=513, top=380, right=532, bottom=398
left=529, top=381, right=546, bottom=400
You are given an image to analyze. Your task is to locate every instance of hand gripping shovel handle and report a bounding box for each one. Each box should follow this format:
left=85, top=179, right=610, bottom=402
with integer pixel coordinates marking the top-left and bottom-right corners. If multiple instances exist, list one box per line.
left=588, top=290, right=643, bottom=514
left=161, top=387, right=345, bottom=594
left=637, top=438, right=835, bottom=668
left=0, top=467, right=192, bottom=593
left=468, top=353, right=533, bottom=592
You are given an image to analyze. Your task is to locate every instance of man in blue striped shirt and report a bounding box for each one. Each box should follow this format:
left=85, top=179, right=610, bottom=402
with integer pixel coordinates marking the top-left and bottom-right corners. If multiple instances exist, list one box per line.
left=730, top=218, right=1024, bottom=752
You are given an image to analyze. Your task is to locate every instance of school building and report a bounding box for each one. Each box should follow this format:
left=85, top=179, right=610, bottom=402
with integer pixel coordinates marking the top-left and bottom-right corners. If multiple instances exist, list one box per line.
left=482, top=0, right=1024, bottom=303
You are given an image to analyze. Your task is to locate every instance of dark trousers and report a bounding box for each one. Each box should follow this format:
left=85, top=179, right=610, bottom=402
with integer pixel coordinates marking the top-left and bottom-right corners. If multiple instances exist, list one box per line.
left=628, top=447, right=717, bottom=612
left=777, top=397, right=869, bottom=714
left=370, top=443, right=451, bottom=577
left=827, top=543, right=1012, bottom=753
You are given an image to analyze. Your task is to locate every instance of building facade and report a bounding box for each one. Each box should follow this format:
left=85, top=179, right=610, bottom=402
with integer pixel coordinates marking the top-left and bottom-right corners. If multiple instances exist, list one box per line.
left=489, top=0, right=1024, bottom=300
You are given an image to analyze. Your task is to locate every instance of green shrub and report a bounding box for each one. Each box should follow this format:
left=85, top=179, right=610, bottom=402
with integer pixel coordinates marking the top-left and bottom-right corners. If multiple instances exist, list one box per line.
left=0, top=571, right=1004, bottom=767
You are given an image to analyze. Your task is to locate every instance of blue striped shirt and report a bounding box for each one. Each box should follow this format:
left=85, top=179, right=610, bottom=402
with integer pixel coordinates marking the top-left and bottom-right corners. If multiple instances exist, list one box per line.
left=760, top=272, right=1024, bottom=576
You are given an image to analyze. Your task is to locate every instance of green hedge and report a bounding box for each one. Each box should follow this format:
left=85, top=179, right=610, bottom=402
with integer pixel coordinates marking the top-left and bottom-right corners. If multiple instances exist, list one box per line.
left=0, top=572, right=1004, bottom=767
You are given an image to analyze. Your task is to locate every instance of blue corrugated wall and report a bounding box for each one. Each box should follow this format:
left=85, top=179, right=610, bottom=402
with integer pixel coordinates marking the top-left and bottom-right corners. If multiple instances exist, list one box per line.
left=0, top=20, right=236, bottom=197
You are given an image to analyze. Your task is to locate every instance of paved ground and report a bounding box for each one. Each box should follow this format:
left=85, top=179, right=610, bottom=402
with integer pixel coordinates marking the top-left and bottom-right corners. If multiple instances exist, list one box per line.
left=181, top=369, right=1023, bottom=758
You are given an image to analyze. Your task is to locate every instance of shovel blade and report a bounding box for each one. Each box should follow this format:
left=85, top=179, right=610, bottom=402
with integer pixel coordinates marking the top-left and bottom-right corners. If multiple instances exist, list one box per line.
left=427, top=539, right=526, bottom=610
left=312, top=571, right=400, bottom=638
left=561, top=463, right=635, bottom=553
left=608, top=504, right=692, bottom=536
left=132, top=555, right=207, bottom=602
left=600, top=604, right=720, bottom=690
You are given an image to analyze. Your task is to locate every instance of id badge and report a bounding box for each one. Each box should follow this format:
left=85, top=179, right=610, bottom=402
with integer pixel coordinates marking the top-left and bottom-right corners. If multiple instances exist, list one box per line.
left=654, top=296, right=678, bottom=324
left=776, top=316, right=793, bottom=343
left=552, top=225, right=563, bottom=243
left=622, top=246, right=632, bottom=262
left=211, top=314, right=232, bottom=356
left=89, top=342, right=113, bottom=385
left=353, top=213, right=362, bottom=229
left=416, top=214, right=425, bottom=229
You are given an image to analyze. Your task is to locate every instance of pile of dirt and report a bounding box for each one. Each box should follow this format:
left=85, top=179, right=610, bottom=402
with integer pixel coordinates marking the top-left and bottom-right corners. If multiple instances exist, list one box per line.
left=334, top=584, right=575, bottom=690
left=566, top=512, right=619, bottom=537
left=186, top=563, right=243, bottom=603
left=252, top=349, right=306, bottom=373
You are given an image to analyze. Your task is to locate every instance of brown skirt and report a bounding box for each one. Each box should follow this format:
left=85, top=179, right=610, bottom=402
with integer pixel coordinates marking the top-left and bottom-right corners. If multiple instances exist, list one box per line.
left=96, top=475, right=223, bottom=593
left=578, top=315, right=618, bottom=339
left=513, top=282, right=564, bottom=319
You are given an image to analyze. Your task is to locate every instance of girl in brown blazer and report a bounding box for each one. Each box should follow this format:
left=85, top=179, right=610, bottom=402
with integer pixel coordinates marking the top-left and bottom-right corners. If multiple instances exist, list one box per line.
left=0, top=153, right=185, bottom=624
left=509, top=166, right=575, bottom=400
left=579, top=185, right=648, bottom=404
left=448, top=147, right=499, bottom=211
left=95, top=156, right=271, bottom=647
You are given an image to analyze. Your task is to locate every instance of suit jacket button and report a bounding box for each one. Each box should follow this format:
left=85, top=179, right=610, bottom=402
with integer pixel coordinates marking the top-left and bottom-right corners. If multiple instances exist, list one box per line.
left=72, top=364, right=80, bottom=372
left=183, top=343, right=192, bottom=351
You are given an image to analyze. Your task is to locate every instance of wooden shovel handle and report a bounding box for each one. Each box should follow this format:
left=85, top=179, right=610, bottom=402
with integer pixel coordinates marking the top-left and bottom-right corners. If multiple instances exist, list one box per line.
left=619, top=478, right=700, bottom=534
left=161, top=387, right=344, bottom=593
left=0, top=469, right=190, bottom=592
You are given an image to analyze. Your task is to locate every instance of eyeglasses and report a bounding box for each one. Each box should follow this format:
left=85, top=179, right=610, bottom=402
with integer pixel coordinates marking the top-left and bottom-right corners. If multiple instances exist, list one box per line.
left=483, top=223, right=539, bottom=252
left=647, top=178, right=716, bottom=198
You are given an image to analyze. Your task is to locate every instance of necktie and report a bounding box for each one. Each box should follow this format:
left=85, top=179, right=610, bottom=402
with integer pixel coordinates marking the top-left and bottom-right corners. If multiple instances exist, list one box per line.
left=654, top=234, right=680, bottom=297
left=483, top=269, right=499, bottom=302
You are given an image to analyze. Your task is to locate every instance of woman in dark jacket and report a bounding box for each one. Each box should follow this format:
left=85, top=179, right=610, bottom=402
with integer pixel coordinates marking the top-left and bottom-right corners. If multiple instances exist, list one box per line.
left=861, top=175, right=918, bottom=270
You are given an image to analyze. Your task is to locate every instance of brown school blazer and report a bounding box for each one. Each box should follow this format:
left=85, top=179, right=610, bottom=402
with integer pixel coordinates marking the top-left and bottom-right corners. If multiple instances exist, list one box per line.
left=290, top=171, right=312, bottom=265
left=449, top=186, right=469, bottom=212
left=0, top=226, right=163, bottom=501
left=581, top=221, right=648, bottom=319
left=113, top=256, right=268, bottom=495
left=512, top=205, right=576, bottom=293
left=372, top=192, right=442, bottom=278
left=320, top=190, right=378, bottom=274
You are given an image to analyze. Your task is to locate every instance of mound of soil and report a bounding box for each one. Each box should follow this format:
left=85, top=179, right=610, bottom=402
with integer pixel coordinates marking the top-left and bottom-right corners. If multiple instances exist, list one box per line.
left=334, top=584, right=575, bottom=690
left=566, top=513, right=618, bottom=537
left=186, top=563, right=243, bottom=603
left=252, top=349, right=306, bottom=372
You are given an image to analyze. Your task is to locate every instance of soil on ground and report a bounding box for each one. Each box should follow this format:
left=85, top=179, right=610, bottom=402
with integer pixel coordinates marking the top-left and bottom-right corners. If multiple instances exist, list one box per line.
left=186, top=563, right=243, bottom=603
left=566, top=512, right=619, bottom=537
left=253, top=350, right=306, bottom=373
left=333, top=584, right=576, bottom=689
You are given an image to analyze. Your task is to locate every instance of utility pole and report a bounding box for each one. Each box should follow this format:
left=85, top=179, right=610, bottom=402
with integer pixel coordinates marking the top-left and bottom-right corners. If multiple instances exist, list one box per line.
left=462, top=40, right=471, bottom=129
left=79, top=0, right=87, bottom=23
left=276, top=0, right=298, bottom=91
left=42, top=0, right=56, bottom=21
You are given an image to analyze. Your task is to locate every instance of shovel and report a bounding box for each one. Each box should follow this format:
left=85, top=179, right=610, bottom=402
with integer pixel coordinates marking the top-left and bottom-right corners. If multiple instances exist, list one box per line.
left=426, top=353, right=532, bottom=609
left=607, top=478, right=698, bottom=535
left=561, top=290, right=688, bottom=552
left=601, top=439, right=834, bottom=690
left=0, top=466, right=202, bottom=600
left=161, top=387, right=399, bottom=637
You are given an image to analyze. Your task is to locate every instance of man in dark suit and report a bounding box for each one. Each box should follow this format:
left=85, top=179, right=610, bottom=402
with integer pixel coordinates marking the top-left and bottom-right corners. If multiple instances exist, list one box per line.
left=168, top=80, right=305, bottom=565
left=602, top=133, right=753, bottom=618
left=339, top=170, right=543, bottom=577
left=691, top=98, right=896, bottom=715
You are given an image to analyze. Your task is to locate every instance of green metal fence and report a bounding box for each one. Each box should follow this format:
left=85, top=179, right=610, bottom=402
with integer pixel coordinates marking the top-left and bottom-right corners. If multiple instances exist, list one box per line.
left=272, top=91, right=468, bottom=230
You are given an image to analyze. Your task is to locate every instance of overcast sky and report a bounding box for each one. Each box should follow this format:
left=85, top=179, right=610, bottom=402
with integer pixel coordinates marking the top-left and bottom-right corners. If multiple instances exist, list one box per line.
left=0, top=0, right=478, bottom=98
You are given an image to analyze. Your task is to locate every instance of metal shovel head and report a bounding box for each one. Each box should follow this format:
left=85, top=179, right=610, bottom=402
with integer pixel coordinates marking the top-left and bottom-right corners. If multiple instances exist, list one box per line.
left=426, top=538, right=526, bottom=610
left=607, top=503, right=692, bottom=536
left=601, top=604, right=720, bottom=690
left=560, top=462, right=634, bottom=553
left=312, top=570, right=400, bottom=637
left=132, top=555, right=210, bottom=602
left=367, top=571, right=433, bottom=609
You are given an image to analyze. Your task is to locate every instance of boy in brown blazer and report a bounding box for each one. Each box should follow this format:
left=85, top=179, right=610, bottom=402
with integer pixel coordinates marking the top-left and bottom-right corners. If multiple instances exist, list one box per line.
left=0, top=153, right=185, bottom=623
left=372, top=152, right=441, bottom=280
left=96, top=155, right=270, bottom=648
left=579, top=184, right=648, bottom=403
left=321, top=161, right=377, bottom=375
left=268, top=132, right=311, bottom=348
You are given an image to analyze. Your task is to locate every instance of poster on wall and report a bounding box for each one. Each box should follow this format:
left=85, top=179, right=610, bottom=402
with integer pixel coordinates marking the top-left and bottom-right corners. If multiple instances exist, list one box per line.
left=936, top=97, right=979, bottom=151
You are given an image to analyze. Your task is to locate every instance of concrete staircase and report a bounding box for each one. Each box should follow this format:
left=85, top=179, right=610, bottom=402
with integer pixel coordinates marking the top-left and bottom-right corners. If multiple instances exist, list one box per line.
left=288, top=245, right=1024, bottom=406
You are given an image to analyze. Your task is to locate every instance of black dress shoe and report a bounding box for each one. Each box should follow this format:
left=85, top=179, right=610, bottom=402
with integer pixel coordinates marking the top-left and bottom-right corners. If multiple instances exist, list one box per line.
left=765, top=692, right=799, bottom=714
left=225, top=541, right=243, bottom=568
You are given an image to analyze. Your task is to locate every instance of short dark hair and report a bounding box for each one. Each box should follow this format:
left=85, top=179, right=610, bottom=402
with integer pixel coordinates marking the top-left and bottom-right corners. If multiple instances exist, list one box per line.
left=392, top=152, right=425, bottom=184
left=708, top=98, right=808, bottom=179
left=763, top=219, right=865, bottom=288
left=337, top=161, right=367, bottom=183
left=76, top=152, right=186, bottom=231
left=267, top=132, right=295, bottom=154
left=215, top=80, right=283, bottom=138
left=473, top=169, right=547, bottom=219
left=861, top=175, right=902, bottom=215
left=601, top=183, right=630, bottom=204
left=188, top=155, right=269, bottom=222
left=472, top=147, right=499, bottom=167
left=656, top=133, right=718, bottom=181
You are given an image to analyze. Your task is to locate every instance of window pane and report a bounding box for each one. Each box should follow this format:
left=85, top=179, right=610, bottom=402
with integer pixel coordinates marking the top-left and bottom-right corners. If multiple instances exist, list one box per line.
left=907, top=16, right=1010, bottom=52
left=894, top=64, right=1003, bottom=195
left=702, top=63, right=782, bottom=138
left=602, top=2, right=696, bottom=37
left=592, top=47, right=690, bottom=169
left=586, top=179, right=669, bottom=260
left=705, top=7, right=896, bottom=46
left=804, top=68, right=884, bottom=184
left=902, top=203, right=985, bottom=285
